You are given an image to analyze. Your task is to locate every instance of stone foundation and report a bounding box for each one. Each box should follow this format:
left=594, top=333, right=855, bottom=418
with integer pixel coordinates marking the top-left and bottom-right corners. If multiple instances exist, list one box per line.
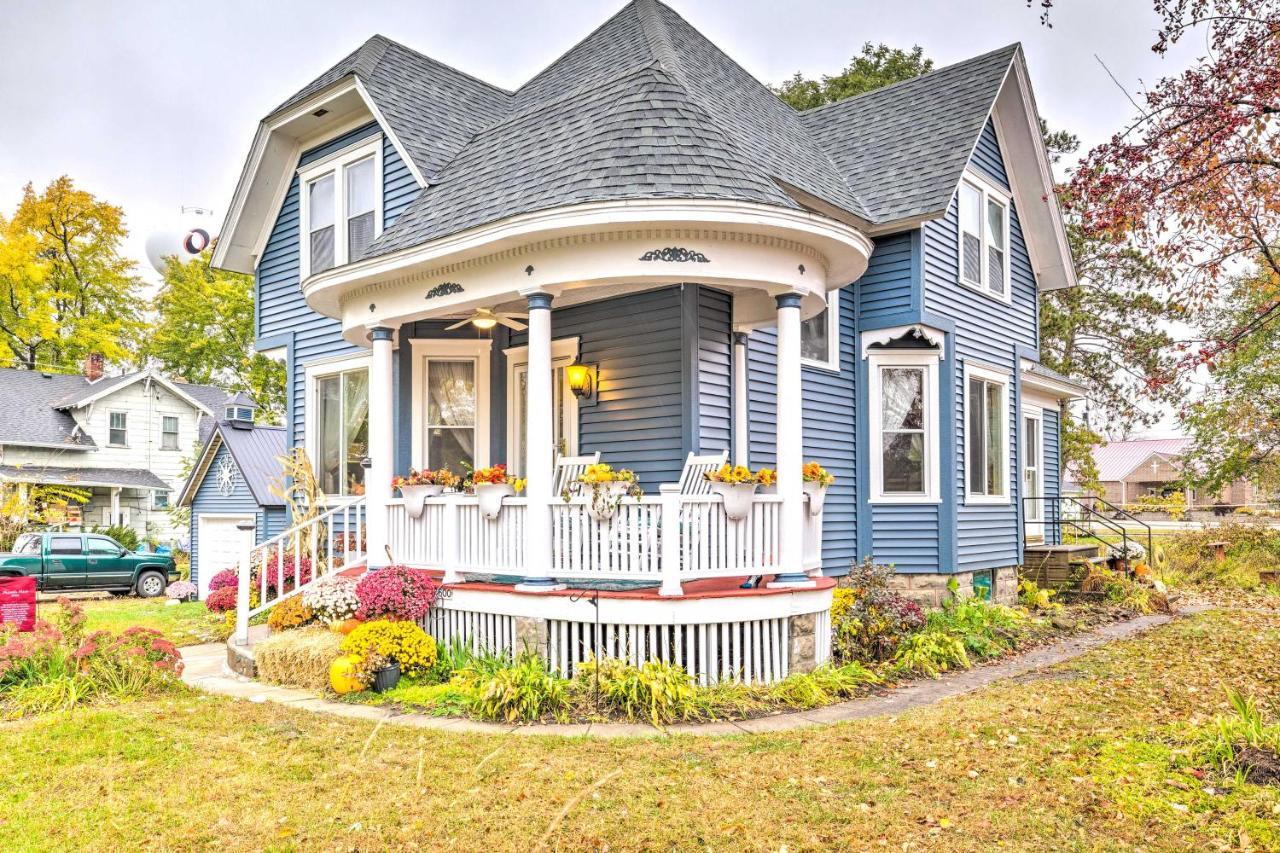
left=889, top=567, right=1018, bottom=609
left=788, top=612, right=818, bottom=674
left=514, top=615, right=548, bottom=658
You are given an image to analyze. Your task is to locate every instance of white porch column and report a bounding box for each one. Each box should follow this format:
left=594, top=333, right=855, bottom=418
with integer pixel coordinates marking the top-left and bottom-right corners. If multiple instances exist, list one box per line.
left=732, top=331, right=750, bottom=468
left=366, top=326, right=395, bottom=569
left=769, top=293, right=816, bottom=588
left=109, top=487, right=122, bottom=526
left=515, top=291, right=564, bottom=591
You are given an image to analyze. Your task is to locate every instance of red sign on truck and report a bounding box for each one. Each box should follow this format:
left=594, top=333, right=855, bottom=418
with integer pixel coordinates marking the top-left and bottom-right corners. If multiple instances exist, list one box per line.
left=0, top=576, right=37, bottom=632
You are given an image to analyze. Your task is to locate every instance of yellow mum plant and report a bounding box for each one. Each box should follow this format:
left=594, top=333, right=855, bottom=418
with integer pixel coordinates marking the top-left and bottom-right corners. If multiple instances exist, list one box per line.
left=339, top=620, right=438, bottom=675
left=705, top=464, right=756, bottom=485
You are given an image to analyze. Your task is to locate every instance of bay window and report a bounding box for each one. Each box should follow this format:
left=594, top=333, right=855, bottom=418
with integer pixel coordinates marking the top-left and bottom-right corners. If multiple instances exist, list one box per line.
left=298, top=138, right=382, bottom=279
left=868, top=350, right=939, bottom=503
left=306, top=357, right=371, bottom=498
left=965, top=363, right=1010, bottom=503
left=958, top=172, right=1011, bottom=299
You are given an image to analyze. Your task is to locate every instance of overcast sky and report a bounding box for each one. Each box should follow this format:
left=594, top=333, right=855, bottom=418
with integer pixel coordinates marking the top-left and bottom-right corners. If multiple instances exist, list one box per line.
left=1, top=0, right=1199, bottom=434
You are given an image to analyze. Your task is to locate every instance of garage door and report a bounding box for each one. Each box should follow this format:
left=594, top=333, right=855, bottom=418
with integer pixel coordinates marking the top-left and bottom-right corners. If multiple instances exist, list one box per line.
left=197, top=515, right=255, bottom=599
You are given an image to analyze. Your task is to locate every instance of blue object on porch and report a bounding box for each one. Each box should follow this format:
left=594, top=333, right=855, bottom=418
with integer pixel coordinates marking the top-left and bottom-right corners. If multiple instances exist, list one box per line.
left=771, top=572, right=811, bottom=585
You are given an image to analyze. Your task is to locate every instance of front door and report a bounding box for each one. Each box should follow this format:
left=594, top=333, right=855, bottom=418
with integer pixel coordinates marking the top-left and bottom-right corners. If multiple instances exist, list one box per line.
left=1023, top=409, right=1044, bottom=541
left=45, top=535, right=87, bottom=590
left=509, top=356, right=579, bottom=476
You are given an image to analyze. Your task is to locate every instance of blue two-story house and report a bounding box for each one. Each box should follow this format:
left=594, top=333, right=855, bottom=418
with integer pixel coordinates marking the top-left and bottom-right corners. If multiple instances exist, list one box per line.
left=200, top=0, right=1082, bottom=681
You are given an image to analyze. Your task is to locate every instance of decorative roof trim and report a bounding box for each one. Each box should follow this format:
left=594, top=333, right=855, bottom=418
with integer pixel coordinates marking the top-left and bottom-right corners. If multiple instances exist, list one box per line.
left=176, top=430, right=224, bottom=508
left=860, top=324, right=947, bottom=360
left=55, top=370, right=215, bottom=416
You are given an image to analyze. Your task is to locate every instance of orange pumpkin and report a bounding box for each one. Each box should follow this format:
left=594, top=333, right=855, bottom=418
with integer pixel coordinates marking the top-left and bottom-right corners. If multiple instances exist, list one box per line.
left=329, top=654, right=365, bottom=695
left=1133, top=562, right=1153, bottom=579
left=330, top=618, right=362, bottom=635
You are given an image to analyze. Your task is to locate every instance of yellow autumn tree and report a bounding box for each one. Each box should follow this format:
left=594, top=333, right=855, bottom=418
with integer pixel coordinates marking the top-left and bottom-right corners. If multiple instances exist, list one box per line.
left=0, top=176, right=144, bottom=371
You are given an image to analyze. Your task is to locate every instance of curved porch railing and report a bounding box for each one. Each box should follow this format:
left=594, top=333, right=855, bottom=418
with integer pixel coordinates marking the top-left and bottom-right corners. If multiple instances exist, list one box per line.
left=385, top=489, right=823, bottom=595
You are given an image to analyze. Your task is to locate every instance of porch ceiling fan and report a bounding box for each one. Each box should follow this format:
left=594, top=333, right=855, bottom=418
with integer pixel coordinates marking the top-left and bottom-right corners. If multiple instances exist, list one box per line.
left=444, top=307, right=528, bottom=332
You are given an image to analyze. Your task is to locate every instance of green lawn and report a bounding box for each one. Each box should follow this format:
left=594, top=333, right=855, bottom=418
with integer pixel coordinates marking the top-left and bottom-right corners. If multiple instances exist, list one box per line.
left=72, top=598, right=225, bottom=647
left=0, top=608, right=1275, bottom=851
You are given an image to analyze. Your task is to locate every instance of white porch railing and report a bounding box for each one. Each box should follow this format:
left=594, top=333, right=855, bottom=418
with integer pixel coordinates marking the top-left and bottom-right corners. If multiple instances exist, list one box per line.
left=386, top=488, right=824, bottom=595
left=235, top=498, right=367, bottom=645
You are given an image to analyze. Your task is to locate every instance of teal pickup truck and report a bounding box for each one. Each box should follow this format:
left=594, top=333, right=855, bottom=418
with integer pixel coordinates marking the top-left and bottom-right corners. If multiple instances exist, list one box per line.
left=0, top=532, right=178, bottom=597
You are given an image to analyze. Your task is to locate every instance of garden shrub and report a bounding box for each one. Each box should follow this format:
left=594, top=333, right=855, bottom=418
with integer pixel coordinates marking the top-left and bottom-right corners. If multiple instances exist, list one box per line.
left=890, top=627, right=971, bottom=678
left=354, top=565, right=437, bottom=622
left=831, top=558, right=925, bottom=663
left=0, top=599, right=183, bottom=717
left=267, top=595, right=315, bottom=632
left=91, top=524, right=139, bottom=551
left=1163, top=524, right=1280, bottom=591
left=302, top=574, right=360, bottom=622
left=204, top=587, right=237, bottom=613
left=927, top=588, right=1028, bottom=658
left=207, top=568, right=238, bottom=592
left=340, top=620, right=437, bottom=675
left=254, top=627, right=342, bottom=691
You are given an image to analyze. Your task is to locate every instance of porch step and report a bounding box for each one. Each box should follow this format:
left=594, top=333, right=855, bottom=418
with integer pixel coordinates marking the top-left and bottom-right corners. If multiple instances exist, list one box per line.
left=1020, top=543, right=1101, bottom=589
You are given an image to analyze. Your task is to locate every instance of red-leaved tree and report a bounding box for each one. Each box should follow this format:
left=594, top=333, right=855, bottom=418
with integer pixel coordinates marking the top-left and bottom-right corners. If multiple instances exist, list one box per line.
left=1065, top=1, right=1280, bottom=368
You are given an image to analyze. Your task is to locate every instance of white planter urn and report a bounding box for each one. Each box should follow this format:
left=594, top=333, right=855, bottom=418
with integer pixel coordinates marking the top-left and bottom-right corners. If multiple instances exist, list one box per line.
left=399, top=484, right=444, bottom=519
left=710, top=481, right=758, bottom=521
left=802, top=480, right=828, bottom=516
left=474, top=483, right=515, bottom=520
left=587, top=481, right=631, bottom=523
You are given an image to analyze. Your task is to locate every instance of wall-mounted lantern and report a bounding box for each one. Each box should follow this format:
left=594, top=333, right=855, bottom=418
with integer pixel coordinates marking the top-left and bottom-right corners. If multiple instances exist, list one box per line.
left=566, top=363, right=596, bottom=400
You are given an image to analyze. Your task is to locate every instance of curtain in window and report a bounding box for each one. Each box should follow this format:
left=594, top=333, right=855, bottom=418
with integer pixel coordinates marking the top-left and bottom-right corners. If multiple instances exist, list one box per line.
left=800, top=307, right=829, bottom=362
left=318, top=375, right=342, bottom=494
left=968, top=377, right=985, bottom=494
left=427, top=361, right=475, bottom=471
left=985, top=380, right=1004, bottom=495
left=881, top=367, right=924, bottom=493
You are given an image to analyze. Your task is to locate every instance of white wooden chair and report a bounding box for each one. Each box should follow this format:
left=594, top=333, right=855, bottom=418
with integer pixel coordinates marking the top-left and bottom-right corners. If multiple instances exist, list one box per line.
left=671, top=449, right=729, bottom=495
left=552, top=452, right=601, bottom=496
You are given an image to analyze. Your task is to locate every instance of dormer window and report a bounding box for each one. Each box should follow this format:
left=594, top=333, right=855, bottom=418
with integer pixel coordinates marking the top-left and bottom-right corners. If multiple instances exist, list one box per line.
left=957, top=172, right=1011, bottom=300
left=298, top=138, right=382, bottom=279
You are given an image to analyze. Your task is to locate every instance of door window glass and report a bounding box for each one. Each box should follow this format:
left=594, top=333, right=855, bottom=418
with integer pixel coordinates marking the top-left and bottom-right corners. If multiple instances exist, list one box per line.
left=425, top=359, right=477, bottom=472
left=87, top=537, right=119, bottom=555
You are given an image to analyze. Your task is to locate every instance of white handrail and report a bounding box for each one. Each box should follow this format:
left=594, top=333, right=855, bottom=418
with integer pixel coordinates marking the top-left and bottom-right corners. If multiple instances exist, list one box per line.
left=234, top=498, right=367, bottom=646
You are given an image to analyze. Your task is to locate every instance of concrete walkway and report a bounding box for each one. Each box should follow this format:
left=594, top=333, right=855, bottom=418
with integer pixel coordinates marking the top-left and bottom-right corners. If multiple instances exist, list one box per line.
left=180, top=610, right=1186, bottom=738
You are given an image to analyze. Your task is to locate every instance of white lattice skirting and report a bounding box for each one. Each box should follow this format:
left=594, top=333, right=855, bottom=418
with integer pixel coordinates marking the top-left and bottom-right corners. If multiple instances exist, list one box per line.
left=420, top=584, right=833, bottom=685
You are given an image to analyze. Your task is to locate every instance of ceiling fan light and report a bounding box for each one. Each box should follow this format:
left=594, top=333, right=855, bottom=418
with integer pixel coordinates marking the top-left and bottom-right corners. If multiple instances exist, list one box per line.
left=471, top=315, right=498, bottom=330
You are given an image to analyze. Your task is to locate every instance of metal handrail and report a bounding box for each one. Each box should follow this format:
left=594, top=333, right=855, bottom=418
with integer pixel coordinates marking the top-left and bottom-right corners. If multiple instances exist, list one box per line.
left=1023, top=495, right=1150, bottom=574
left=1075, top=494, right=1154, bottom=559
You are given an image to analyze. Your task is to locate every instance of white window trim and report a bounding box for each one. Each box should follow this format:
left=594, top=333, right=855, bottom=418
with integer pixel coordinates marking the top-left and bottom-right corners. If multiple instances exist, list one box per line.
left=801, top=289, right=841, bottom=371
left=409, top=339, right=492, bottom=472
left=964, top=361, right=1012, bottom=505
left=304, top=352, right=372, bottom=503
left=957, top=169, right=1012, bottom=303
left=297, top=137, right=383, bottom=281
left=160, top=414, right=180, bottom=451
left=504, top=337, right=581, bottom=475
left=108, top=411, right=128, bottom=447
left=868, top=350, right=941, bottom=504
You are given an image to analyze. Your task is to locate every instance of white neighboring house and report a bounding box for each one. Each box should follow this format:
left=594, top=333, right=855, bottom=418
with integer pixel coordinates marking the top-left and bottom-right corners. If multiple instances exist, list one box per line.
left=0, top=357, right=233, bottom=544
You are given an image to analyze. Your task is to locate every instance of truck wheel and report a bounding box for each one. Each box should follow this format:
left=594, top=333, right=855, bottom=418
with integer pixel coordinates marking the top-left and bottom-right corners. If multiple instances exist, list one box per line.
left=136, top=571, right=166, bottom=598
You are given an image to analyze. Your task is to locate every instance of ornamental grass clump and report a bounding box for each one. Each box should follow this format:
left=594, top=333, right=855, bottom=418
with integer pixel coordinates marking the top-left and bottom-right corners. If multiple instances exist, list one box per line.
left=302, top=574, right=360, bottom=623
left=454, top=651, right=568, bottom=723
left=354, top=565, right=437, bottom=622
left=575, top=657, right=701, bottom=726
left=254, top=627, right=342, bottom=691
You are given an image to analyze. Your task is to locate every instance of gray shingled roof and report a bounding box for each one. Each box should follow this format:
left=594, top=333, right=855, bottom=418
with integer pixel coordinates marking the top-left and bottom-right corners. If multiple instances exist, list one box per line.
left=269, top=0, right=1019, bottom=259
left=217, top=423, right=287, bottom=506
left=0, top=464, right=169, bottom=491
left=799, top=44, right=1019, bottom=223
left=270, top=34, right=512, bottom=184
left=0, top=367, right=230, bottom=448
left=0, top=369, right=96, bottom=449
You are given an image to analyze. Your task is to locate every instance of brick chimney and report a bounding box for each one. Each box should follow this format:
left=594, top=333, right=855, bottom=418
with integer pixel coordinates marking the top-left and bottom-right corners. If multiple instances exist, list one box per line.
left=84, top=353, right=104, bottom=383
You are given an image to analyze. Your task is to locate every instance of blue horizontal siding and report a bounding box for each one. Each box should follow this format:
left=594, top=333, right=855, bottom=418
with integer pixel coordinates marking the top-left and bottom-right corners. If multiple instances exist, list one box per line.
left=744, top=282, right=857, bottom=575
left=697, top=287, right=733, bottom=455
left=257, top=122, right=422, bottom=450
left=871, top=505, right=940, bottom=571
left=923, top=118, right=1037, bottom=571
left=857, top=231, right=916, bottom=321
